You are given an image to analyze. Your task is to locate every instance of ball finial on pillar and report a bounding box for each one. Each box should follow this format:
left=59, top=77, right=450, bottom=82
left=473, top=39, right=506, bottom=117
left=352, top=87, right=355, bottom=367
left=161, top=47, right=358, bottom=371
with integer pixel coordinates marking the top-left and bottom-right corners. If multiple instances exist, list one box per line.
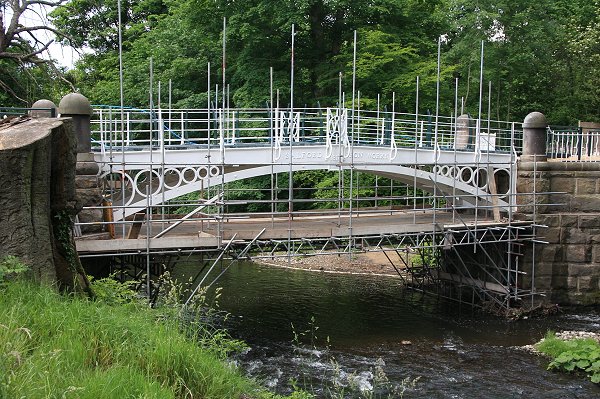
left=522, top=112, right=548, bottom=161
left=58, top=93, right=93, bottom=153
left=30, top=99, right=57, bottom=118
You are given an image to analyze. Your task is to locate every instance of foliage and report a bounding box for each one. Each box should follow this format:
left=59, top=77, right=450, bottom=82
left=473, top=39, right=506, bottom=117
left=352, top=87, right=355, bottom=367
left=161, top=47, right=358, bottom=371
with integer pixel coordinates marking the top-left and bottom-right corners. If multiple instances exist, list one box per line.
left=0, top=279, right=295, bottom=398
left=0, top=255, right=29, bottom=283
left=536, top=331, right=600, bottom=384
left=52, top=0, right=447, bottom=111
left=90, top=274, right=139, bottom=306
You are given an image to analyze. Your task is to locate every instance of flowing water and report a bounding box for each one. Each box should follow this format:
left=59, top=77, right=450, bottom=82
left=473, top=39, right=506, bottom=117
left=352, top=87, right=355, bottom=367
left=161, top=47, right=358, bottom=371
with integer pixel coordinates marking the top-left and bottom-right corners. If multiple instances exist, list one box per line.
left=175, top=261, right=600, bottom=398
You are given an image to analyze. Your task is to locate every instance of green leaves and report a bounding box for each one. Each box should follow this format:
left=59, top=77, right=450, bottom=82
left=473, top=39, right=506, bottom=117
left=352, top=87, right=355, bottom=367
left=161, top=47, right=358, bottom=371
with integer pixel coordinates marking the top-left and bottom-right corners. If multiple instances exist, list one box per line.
left=0, top=256, right=29, bottom=284
left=538, top=333, right=600, bottom=384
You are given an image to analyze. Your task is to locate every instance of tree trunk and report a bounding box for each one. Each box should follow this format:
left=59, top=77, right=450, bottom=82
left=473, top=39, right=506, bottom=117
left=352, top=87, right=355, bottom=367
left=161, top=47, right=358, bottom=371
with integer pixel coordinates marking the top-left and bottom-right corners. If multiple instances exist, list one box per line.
left=0, top=117, right=93, bottom=296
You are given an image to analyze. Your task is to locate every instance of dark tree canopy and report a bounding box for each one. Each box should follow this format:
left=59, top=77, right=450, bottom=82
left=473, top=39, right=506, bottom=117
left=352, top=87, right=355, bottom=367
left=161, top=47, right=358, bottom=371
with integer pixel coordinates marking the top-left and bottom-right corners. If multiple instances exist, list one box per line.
left=0, top=0, right=589, bottom=125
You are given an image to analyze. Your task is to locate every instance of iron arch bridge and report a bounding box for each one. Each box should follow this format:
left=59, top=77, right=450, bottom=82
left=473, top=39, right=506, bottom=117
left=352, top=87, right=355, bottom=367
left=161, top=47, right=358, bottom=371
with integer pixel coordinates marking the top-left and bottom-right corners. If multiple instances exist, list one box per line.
left=91, top=107, right=522, bottom=220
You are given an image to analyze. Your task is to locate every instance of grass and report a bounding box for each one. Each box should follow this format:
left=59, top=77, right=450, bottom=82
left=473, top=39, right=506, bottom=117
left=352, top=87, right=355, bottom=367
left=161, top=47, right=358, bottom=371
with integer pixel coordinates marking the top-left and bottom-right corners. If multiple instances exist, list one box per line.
left=0, top=280, right=293, bottom=399
left=536, top=331, right=600, bottom=384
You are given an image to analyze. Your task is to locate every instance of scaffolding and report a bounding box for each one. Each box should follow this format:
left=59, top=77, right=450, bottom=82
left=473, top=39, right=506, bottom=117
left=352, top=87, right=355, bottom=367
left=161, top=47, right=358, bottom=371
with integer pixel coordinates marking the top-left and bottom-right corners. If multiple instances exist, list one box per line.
left=73, top=98, right=550, bottom=315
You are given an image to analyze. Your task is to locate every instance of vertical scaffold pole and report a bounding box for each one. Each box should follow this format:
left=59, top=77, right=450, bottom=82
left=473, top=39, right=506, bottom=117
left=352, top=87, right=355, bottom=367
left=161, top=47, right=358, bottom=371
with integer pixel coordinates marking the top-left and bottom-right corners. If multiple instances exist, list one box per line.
left=414, top=76, right=419, bottom=223
left=207, top=63, right=211, bottom=202
left=453, top=77, right=459, bottom=223
left=475, top=40, right=484, bottom=234
left=220, top=17, right=226, bottom=245
left=118, top=0, right=126, bottom=238
left=270, top=66, right=275, bottom=227
left=288, top=24, right=295, bottom=261
left=348, top=30, right=357, bottom=250
left=433, top=37, right=441, bottom=229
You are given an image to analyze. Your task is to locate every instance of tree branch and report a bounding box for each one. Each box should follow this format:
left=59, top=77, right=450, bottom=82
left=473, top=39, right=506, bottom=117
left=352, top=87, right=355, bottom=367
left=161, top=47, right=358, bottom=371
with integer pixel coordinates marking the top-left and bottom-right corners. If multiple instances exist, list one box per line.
left=25, top=0, right=65, bottom=7
left=0, top=77, right=27, bottom=104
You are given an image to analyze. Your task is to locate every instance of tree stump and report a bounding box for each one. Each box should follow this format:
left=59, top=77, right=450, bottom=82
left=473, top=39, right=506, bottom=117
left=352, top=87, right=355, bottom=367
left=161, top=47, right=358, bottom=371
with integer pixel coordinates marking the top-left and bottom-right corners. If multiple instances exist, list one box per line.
left=0, top=117, right=92, bottom=294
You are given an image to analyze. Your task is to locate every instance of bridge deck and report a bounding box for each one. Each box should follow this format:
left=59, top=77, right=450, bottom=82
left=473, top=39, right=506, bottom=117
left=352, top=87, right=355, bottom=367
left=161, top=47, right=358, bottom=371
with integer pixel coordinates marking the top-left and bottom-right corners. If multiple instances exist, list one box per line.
left=76, top=210, right=529, bottom=255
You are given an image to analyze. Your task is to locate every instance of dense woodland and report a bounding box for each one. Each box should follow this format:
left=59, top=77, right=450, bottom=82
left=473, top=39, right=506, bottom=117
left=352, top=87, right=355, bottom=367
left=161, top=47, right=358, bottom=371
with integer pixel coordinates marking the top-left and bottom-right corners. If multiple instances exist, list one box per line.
left=1, top=0, right=599, bottom=125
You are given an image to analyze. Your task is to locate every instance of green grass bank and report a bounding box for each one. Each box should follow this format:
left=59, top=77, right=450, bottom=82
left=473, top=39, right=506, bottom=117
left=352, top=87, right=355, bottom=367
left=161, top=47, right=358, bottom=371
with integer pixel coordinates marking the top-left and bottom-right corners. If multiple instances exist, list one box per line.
left=0, top=280, right=302, bottom=399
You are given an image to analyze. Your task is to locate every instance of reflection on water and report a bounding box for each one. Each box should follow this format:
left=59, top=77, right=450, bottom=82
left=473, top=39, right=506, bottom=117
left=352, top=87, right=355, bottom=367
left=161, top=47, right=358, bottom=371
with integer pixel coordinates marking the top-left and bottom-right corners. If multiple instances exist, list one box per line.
left=174, top=260, right=600, bottom=398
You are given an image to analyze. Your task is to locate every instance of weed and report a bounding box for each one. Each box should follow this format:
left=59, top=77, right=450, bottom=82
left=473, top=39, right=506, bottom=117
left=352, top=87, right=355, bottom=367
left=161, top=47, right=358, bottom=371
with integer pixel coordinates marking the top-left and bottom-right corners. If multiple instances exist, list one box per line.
left=536, top=331, right=600, bottom=384
left=0, top=255, right=28, bottom=283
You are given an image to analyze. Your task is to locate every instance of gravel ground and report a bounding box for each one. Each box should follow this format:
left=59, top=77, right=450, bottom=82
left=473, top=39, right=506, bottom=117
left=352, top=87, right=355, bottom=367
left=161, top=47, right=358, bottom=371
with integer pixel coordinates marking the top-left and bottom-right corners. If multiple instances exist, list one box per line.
left=258, top=251, right=405, bottom=277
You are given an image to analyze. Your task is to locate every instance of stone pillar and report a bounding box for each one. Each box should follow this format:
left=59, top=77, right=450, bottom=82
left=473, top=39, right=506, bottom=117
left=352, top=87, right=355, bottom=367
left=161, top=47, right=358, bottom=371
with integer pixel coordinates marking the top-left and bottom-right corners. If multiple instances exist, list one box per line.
left=454, top=114, right=471, bottom=150
left=59, top=94, right=105, bottom=236
left=521, top=111, right=548, bottom=161
left=517, top=112, right=550, bottom=215
left=58, top=93, right=92, bottom=153
left=29, top=99, right=57, bottom=118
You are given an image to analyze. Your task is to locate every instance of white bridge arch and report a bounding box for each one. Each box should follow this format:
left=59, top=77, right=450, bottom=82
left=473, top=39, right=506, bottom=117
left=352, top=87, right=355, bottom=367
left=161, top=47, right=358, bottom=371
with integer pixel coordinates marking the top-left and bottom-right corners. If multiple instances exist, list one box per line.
left=91, top=107, right=520, bottom=220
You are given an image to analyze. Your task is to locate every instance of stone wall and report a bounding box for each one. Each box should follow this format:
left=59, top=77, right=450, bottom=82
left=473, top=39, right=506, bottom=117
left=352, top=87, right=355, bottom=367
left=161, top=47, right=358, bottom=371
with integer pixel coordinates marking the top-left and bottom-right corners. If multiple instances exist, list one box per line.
left=518, top=161, right=600, bottom=305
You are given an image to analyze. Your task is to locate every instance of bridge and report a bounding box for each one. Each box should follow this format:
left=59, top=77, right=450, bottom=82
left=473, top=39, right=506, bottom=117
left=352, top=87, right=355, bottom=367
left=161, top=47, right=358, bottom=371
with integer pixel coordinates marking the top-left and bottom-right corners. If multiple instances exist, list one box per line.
left=90, top=107, right=520, bottom=221
left=59, top=101, right=543, bottom=312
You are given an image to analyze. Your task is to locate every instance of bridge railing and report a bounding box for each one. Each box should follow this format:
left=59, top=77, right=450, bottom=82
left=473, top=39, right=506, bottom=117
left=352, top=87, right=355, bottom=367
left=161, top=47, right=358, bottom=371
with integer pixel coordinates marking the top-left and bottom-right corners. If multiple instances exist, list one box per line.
left=547, top=126, right=600, bottom=162
left=91, top=106, right=523, bottom=155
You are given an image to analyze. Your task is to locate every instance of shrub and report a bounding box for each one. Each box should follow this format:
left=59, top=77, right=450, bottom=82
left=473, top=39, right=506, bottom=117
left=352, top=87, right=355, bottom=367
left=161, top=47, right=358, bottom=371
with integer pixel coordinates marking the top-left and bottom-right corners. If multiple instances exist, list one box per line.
left=536, top=331, right=600, bottom=384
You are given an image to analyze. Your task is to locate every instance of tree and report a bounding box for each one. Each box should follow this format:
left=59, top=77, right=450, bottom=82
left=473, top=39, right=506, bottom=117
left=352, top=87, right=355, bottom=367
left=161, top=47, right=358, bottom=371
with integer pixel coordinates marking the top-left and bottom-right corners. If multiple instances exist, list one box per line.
left=53, top=0, right=449, bottom=111
left=445, top=0, right=600, bottom=124
left=0, top=0, right=72, bottom=105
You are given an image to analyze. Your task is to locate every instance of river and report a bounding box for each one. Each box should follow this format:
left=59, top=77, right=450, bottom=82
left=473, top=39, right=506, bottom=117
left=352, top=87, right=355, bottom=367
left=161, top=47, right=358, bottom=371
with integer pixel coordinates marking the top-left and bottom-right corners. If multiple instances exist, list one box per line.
left=175, top=260, right=600, bottom=398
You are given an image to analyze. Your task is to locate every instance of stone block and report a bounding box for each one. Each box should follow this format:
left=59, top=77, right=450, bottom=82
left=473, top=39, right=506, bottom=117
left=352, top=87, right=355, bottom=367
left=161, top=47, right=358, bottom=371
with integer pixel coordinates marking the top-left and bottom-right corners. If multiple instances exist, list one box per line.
left=535, top=261, right=555, bottom=277
left=576, top=178, right=597, bottom=195
left=560, top=215, right=579, bottom=227
left=563, top=228, right=589, bottom=244
left=534, top=275, right=553, bottom=291
left=594, top=246, right=600, bottom=263
left=567, top=291, right=600, bottom=306
left=537, top=214, right=561, bottom=227
left=568, top=276, right=594, bottom=292
left=565, top=244, right=591, bottom=262
left=579, top=215, right=600, bottom=229
left=77, top=208, right=104, bottom=233
left=548, top=194, right=570, bottom=211
left=76, top=189, right=103, bottom=207
left=551, top=177, right=575, bottom=193
left=539, top=227, right=561, bottom=243
left=571, top=196, right=600, bottom=212
left=78, top=208, right=103, bottom=223
left=567, top=276, right=579, bottom=291
left=568, top=263, right=600, bottom=277
left=537, top=245, right=563, bottom=263
left=75, top=176, right=99, bottom=189
left=76, top=160, right=100, bottom=175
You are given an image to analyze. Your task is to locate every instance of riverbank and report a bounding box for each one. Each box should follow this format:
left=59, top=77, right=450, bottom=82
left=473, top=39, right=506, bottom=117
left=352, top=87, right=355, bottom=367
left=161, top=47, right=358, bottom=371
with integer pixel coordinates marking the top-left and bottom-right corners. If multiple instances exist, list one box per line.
left=0, top=280, right=294, bottom=399
left=258, top=251, right=404, bottom=277
left=522, top=330, right=600, bottom=354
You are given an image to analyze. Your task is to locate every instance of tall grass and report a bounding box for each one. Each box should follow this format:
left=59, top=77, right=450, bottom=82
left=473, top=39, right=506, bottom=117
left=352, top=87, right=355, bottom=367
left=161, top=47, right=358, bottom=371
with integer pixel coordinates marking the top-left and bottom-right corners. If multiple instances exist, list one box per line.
left=0, top=280, right=286, bottom=399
